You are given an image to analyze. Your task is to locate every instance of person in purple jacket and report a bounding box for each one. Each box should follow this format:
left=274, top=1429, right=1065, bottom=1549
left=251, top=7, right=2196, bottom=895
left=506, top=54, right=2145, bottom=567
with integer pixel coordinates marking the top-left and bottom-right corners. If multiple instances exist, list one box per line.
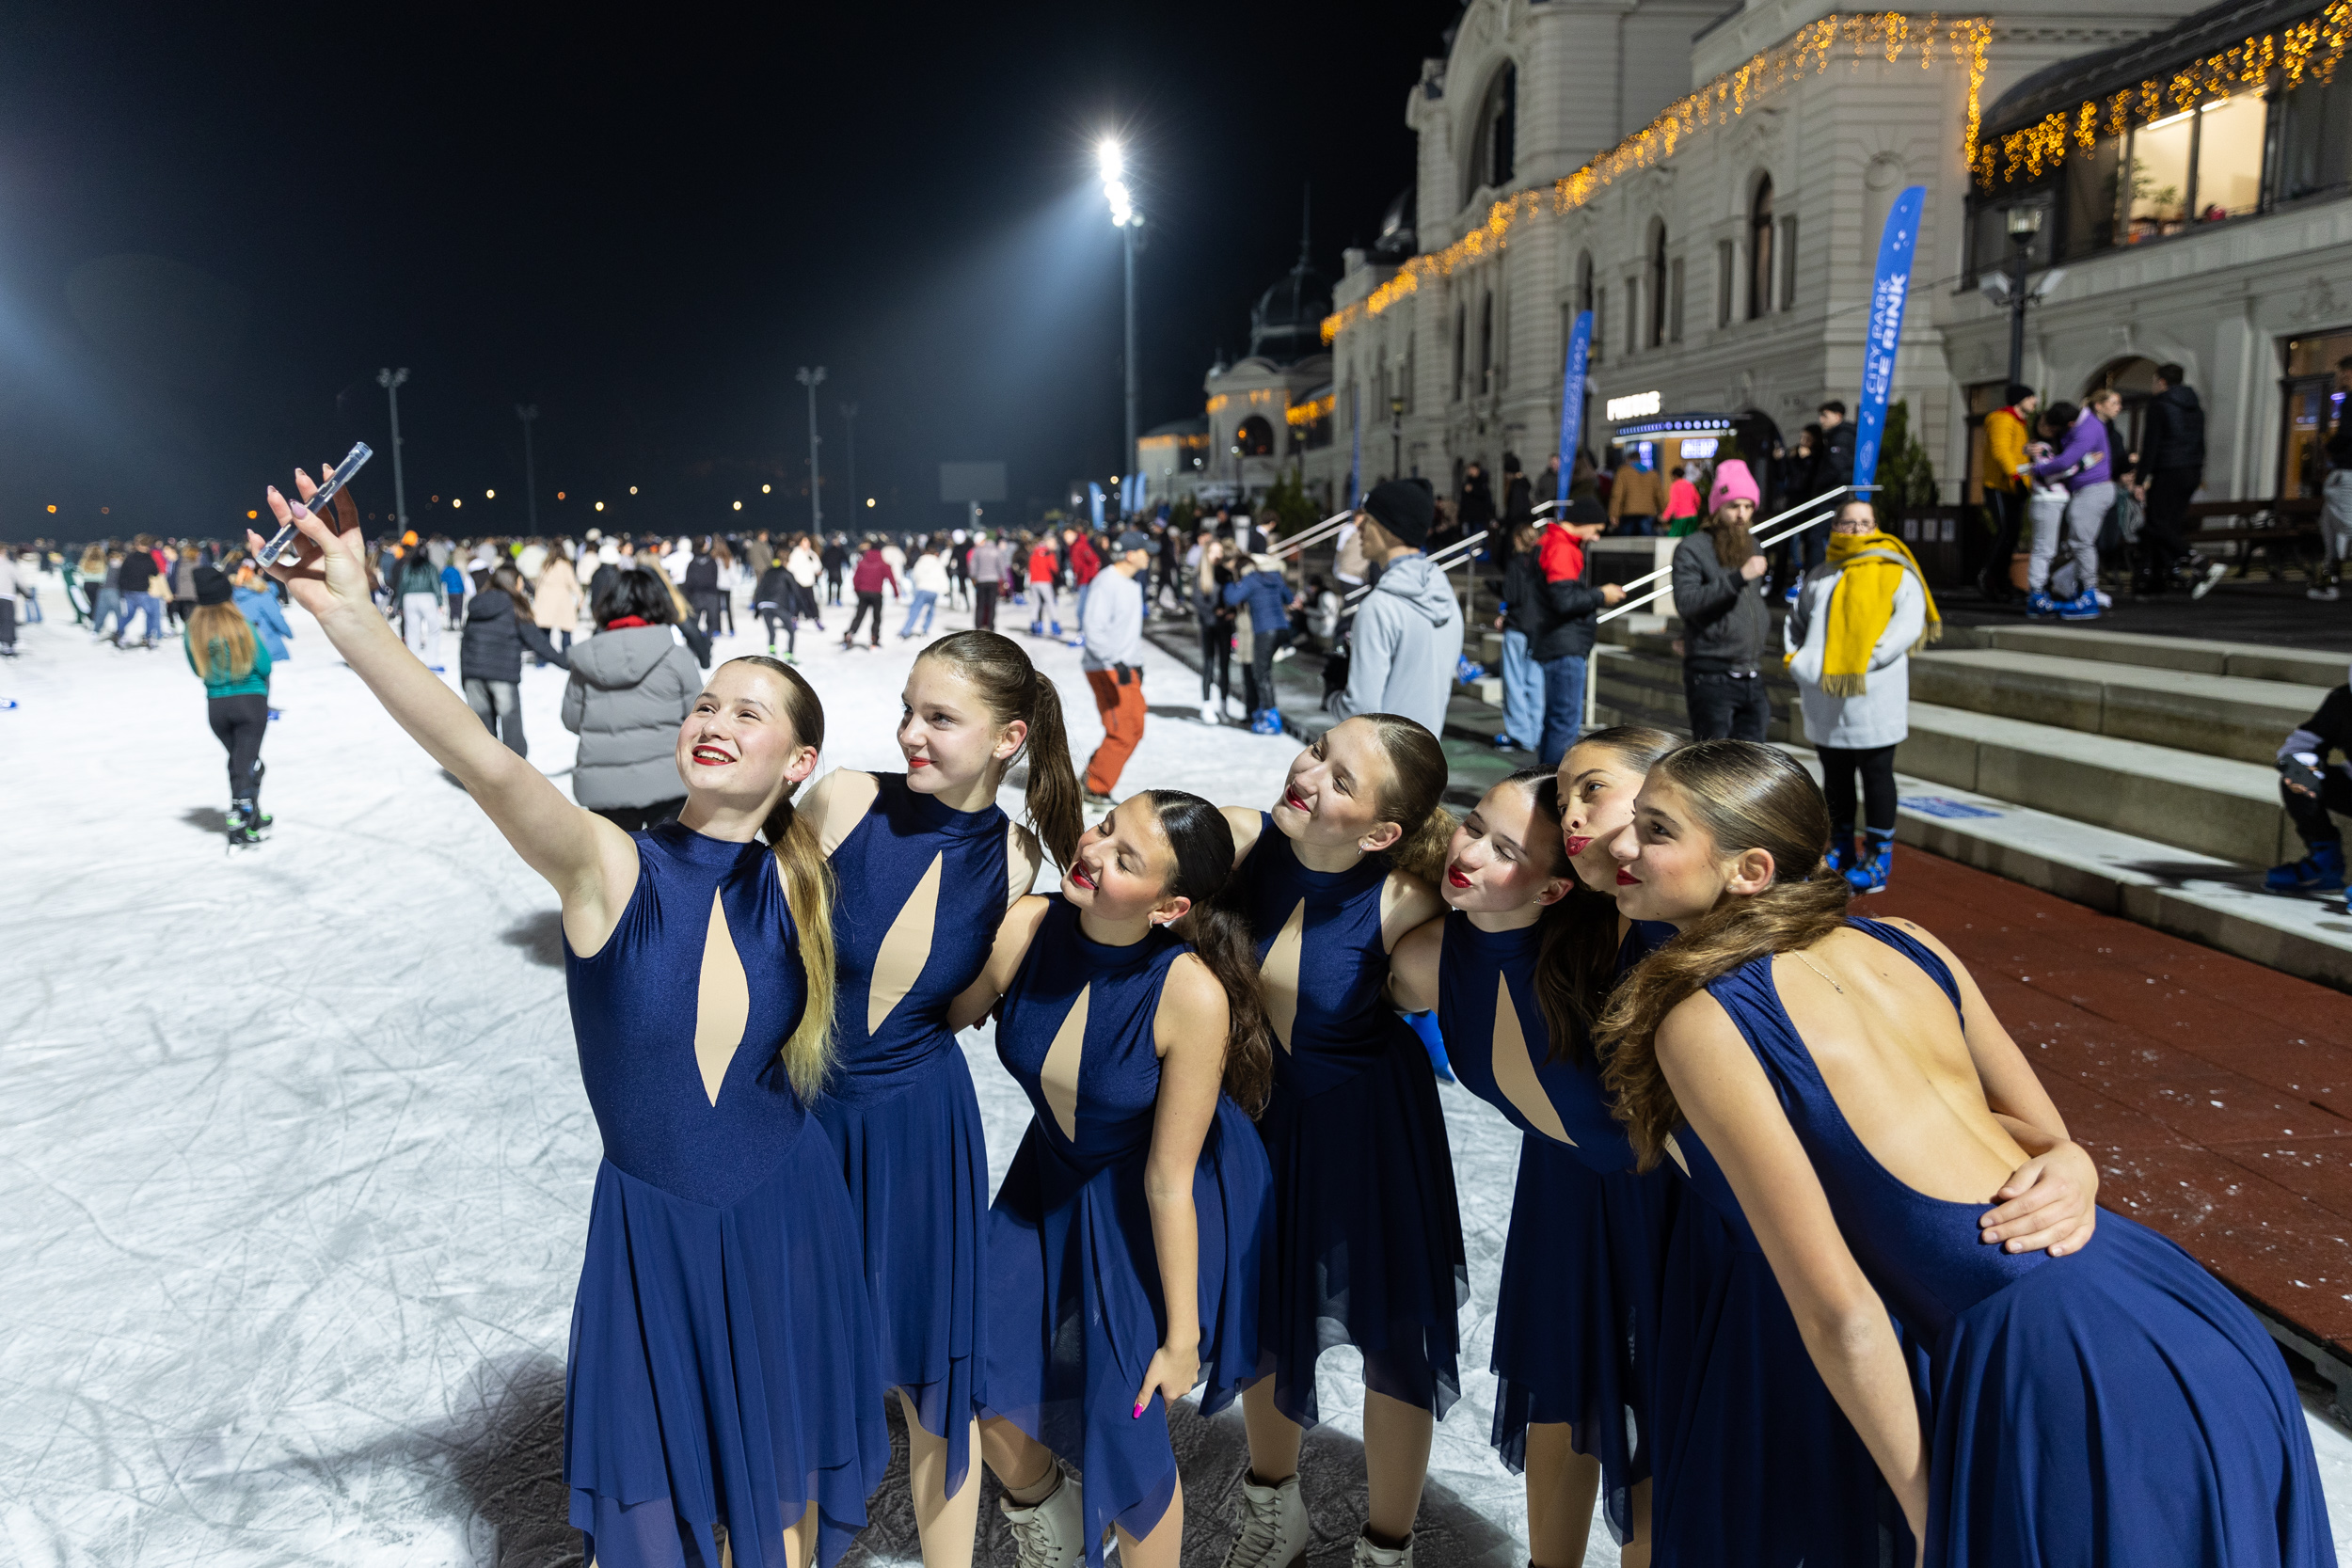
left=2025, top=398, right=2113, bottom=622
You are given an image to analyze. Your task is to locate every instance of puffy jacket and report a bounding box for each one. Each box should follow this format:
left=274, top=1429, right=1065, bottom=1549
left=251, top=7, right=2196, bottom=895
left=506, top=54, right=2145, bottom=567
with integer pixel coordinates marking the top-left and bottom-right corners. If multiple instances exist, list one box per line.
left=1221, top=563, right=1293, bottom=639
left=394, top=555, right=443, bottom=599
left=2030, top=408, right=2111, bottom=491
left=1608, top=466, right=1665, bottom=521
left=1502, top=545, right=1612, bottom=662
left=532, top=557, right=582, bottom=631
left=752, top=564, right=793, bottom=609
left=2139, top=385, right=2206, bottom=475
left=1982, top=405, right=2031, bottom=493
left=1070, top=536, right=1102, bottom=584
left=1671, top=532, right=1770, bottom=673
left=683, top=554, right=719, bottom=594
left=1333, top=553, right=1464, bottom=737
left=233, top=585, right=294, bottom=661
left=851, top=549, right=898, bottom=594
left=562, top=626, right=704, bottom=810
left=460, top=591, right=569, bottom=684
left=1818, top=421, right=1857, bottom=492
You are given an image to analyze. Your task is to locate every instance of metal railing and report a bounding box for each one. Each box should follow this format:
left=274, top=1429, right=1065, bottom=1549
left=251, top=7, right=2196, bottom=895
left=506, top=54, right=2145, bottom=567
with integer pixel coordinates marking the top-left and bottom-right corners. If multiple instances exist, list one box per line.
left=1594, top=484, right=1875, bottom=624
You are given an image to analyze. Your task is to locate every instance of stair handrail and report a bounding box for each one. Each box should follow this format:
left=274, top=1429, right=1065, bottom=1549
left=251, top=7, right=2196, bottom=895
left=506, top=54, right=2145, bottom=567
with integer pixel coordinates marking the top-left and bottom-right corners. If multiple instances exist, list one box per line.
left=1336, top=530, right=1491, bottom=620
left=1270, top=508, right=1358, bottom=557
left=1595, top=484, right=1877, bottom=625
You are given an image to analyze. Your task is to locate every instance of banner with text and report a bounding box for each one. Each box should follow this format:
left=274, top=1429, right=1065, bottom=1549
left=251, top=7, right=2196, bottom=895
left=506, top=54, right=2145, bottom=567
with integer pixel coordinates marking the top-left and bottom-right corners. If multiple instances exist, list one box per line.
left=1852, top=185, right=1925, bottom=492
left=1555, top=309, right=1594, bottom=505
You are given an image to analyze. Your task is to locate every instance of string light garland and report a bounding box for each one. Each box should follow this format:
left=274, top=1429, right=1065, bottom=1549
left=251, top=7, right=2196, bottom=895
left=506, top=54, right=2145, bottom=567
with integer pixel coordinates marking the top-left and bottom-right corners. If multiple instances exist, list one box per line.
left=1975, top=0, right=2349, bottom=188
left=1323, top=10, right=1993, bottom=344
left=1285, top=392, right=1337, bottom=429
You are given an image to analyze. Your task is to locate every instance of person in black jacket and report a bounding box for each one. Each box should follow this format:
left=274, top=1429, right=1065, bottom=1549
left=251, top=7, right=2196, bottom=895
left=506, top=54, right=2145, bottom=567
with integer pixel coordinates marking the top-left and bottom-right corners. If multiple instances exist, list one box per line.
left=2133, top=362, right=2225, bottom=597
left=1672, top=460, right=1772, bottom=739
left=1498, top=498, right=1621, bottom=765
left=682, top=540, right=723, bottom=636
left=460, top=564, right=569, bottom=756
left=2312, top=358, right=2352, bottom=601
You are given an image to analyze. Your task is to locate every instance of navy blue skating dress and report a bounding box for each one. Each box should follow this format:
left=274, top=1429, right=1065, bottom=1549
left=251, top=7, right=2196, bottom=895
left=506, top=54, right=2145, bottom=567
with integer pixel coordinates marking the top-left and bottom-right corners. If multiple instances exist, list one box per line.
left=1692, top=918, right=2333, bottom=1568
left=813, top=772, right=1018, bottom=1496
left=562, top=822, right=889, bottom=1568
left=1233, top=814, right=1467, bottom=1425
left=1437, top=911, right=1677, bottom=1544
left=984, top=895, right=1271, bottom=1561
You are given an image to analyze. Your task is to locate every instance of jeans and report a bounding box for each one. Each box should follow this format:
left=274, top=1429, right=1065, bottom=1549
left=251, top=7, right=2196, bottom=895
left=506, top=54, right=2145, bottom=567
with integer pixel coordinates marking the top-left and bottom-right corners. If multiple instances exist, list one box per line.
left=1028, top=580, right=1059, bottom=629
left=2324, top=471, right=2352, bottom=571
left=91, top=587, right=119, bottom=636
left=1536, top=651, right=1587, bottom=767
left=402, top=593, right=441, bottom=662
left=899, top=590, right=938, bottom=638
left=117, top=592, right=163, bottom=643
left=1980, top=486, right=2025, bottom=594
left=1499, top=628, right=1544, bottom=749
left=21, top=586, right=39, bottom=623
left=0, top=598, right=13, bottom=652
left=464, top=677, right=526, bottom=756
left=1615, top=514, right=1658, bottom=537
left=1685, top=669, right=1770, bottom=740
left=1245, top=626, right=1291, bottom=714
left=973, top=582, right=998, bottom=630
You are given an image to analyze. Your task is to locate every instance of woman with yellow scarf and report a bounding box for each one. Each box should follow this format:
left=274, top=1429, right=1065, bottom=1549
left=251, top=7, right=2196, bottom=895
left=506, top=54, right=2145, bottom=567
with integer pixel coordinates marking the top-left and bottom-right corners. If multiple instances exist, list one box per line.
left=1784, top=498, right=1941, bottom=893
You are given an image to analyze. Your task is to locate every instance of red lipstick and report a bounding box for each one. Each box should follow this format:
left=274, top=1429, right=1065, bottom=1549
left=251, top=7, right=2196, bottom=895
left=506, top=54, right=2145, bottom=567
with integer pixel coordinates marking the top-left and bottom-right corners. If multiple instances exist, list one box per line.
left=1565, top=835, right=1593, bottom=856
left=1615, top=868, right=1639, bottom=886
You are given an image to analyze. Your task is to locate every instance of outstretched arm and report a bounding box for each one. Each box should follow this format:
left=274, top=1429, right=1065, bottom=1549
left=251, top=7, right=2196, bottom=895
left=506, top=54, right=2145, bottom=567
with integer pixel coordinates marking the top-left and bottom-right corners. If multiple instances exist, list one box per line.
left=944, top=894, right=1053, bottom=1033
left=251, top=474, right=639, bottom=954
left=1135, top=954, right=1228, bottom=1416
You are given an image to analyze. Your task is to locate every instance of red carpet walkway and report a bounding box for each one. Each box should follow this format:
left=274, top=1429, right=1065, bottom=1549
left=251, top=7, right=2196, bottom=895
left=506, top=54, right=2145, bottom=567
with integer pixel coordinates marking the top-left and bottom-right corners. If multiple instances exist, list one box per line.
left=1865, top=845, right=2352, bottom=1370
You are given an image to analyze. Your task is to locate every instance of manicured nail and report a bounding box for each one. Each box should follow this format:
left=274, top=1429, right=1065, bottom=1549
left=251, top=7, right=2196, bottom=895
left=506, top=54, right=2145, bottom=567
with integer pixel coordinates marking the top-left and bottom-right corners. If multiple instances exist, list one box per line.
left=1133, top=1400, right=1144, bottom=1418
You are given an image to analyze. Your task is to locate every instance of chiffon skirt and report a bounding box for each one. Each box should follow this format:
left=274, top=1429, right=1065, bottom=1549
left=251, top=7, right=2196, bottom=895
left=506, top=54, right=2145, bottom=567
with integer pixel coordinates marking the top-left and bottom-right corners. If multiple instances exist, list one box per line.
left=982, top=1099, right=1271, bottom=1563
left=564, top=1136, right=890, bottom=1568
left=1253, top=1026, right=1469, bottom=1427
left=812, top=1046, right=991, bottom=1496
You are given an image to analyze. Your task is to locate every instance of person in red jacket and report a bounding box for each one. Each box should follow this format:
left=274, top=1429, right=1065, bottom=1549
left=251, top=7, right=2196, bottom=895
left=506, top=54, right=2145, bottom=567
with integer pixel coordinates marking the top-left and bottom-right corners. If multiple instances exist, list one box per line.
left=841, top=538, right=898, bottom=650
left=1026, top=536, right=1064, bottom=638
left=1067, top=528, right=1103, bottom=646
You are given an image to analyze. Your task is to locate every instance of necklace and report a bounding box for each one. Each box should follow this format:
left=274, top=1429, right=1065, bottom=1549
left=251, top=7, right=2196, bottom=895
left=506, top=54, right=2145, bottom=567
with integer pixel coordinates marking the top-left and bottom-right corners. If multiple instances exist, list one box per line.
left=1792, top=951, right=1845, bottom=993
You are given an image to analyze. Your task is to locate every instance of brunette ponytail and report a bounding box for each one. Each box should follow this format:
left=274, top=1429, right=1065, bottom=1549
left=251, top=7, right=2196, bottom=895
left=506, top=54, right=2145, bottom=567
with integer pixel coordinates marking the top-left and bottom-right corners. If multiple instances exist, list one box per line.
left=916, top=630, right=1084, bottom=871
left=1356, top=712, right=1455, bottom=885
left=732, top=656, right=839, bottom=1099
left=1538, top=726, right=1683, bottom=1066
left=1147, top=790, right=1273, bottom=1114
left=1596, top=741, right=1849, bottom=1167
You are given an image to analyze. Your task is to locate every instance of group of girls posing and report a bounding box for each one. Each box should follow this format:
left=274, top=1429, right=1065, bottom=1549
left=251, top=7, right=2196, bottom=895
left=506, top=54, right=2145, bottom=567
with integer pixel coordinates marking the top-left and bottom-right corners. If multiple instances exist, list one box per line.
left=258, top=465, right=2332, bottom=1568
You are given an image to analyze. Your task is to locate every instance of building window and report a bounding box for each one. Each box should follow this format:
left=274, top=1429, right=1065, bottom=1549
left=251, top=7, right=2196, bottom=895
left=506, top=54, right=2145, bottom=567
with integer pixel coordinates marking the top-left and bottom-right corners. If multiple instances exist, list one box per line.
left=1717, top=240, right=1735, bottom=327
left=1479, top=292, right=1495, bottom=394
left=2280, top=71, right=2352, bottom=202
left=1778, top=216, right=1798, bottom=309
left=1476, top=63, right=1518, bottom=190
left=1626, top=277, right=1641, bottom=356
left=1668, top=256, right=1685, bottom=342
left=1236, top=415, right=1275, bottom=457
left=1748, top=176, right=1774, bottom=320
left=1648, top=223, right=1669, bottom=348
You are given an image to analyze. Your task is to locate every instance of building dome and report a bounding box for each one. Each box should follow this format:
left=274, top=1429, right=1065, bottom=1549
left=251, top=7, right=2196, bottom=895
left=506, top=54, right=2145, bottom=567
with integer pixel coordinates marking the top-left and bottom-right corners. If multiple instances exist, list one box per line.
left=1248, top=257, right=1332, bottom=365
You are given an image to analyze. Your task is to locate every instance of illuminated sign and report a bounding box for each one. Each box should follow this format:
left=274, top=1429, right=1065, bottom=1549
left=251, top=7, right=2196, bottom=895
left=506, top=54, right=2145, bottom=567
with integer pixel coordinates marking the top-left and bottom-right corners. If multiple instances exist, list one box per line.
left=1606, top=390, right=1662, bottom=420
left=1679, top=437, right=1720, bottom=459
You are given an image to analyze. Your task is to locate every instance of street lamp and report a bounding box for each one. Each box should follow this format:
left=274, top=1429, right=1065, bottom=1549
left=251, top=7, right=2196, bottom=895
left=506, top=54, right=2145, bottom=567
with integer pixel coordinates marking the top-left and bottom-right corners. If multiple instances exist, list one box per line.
left=1980, top=204, right=2064, bottom=388
left=796, top=366, right=826, bottom=534
left=377, top=368, right=410, bottom=531
left=1101, top=138, right=1142, bottom=494
left=515, top=404, right=540, bottom=531
left=1390, top=394, right=1406, bottom=480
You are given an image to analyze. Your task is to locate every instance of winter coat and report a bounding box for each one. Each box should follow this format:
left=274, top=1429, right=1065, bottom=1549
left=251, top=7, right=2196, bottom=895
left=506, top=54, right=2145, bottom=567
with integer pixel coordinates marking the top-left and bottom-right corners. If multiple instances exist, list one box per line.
left=683, top=554, right=719, bottom=595
left=1982, top=407, right=2031, bottom=493
left=1070, top=536, right=1102, bottom=585
left=532, top=557, right=582, bottom=631
left=787, top=546, right=823, bottom=587
left=1222, top=564, right=1292, bottom=642
left=1027, top=544, right=1060, bottom=585
left=562, top=626, right=704, bottom=810
left=1671, top=532, right=1770, bottom=673
left=460, top=591, right=570, bottom=684
left=850, top=549, right=898, bottom=594
left=1785, top=554, right=1927, bottom=750
left=1458, top=472, right=1496, bottom=531
left=395, top=555, right=444, bottom=600
left=910, top=554, right=950, bottom=594
left=1608, top=466, right=1666, bottom=522
left=1333, top=552, right=1464, bottom=737
left=752, top=564, right=793, bottom=610
left=2139, top=385, right=2206, bottom=475
left=233, top=585, right=294, bottom=661
left=1818, top=421, right=1857, bottom=492
left=2030, top=409, right=2111, bottom=491
left=1502, top=546, right=1611, bottom=662
left=1502, top=472, right=1534, bottom=525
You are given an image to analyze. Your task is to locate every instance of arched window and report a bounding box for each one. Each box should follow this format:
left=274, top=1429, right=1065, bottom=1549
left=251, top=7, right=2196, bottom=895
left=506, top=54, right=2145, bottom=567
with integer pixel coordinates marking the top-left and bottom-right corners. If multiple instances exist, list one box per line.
left=1236, top=415, right=1275, bottom=457
left=1748, top=176, right=1775, bottom=321
left=1648, top=222, right=1669, bottom=348
left=1476, top=63, right=1518, bottom=190
left=1479, top=292, right=1495, bottom=394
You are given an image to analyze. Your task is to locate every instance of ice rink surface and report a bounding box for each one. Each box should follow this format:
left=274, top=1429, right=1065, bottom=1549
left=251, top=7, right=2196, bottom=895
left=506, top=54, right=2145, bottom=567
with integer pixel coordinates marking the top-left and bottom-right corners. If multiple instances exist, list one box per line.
left=6, top=579, right=2350, bottom=1567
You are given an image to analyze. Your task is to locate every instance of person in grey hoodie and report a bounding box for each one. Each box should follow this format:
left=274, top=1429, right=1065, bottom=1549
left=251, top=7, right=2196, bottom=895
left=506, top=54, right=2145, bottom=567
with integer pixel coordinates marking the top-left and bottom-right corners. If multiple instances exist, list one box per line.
left=561, top=567, right=706, bottom=830
left=1333, top=478, right=1463, bottom=737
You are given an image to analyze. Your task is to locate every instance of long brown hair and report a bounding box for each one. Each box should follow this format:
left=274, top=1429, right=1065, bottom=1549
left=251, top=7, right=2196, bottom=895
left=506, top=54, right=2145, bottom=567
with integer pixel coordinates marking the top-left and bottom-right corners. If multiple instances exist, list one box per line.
left=1145, top=790, right=1273, bottom=1114
left=488, top=563, right=533, bottom=615
left=1542, top=725, right=1682, bottom=1065
left=1355, top=713, right=1455, bottom=885
left=185, top=601, right=257, bottom=681
left=728, top=655, right=840, bottom=1101
left=1597, top=740, right=1849, bottom=1167
left=916, top=630, right=1083, bottom=870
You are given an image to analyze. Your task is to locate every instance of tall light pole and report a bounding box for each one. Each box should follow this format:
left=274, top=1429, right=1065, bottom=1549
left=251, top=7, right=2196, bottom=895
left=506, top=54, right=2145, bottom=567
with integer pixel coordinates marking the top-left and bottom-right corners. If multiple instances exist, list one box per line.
left=839, top=401, right=860, bottom=512
left=515, top=404, right=540, bottom=531
left=1981, top=204, right=2061, bottom=388
left=1101, top=139, right=1142, bottom=489
left=796, top=366, right=826, bottom=534
left=377, top=367, right=410, bottom=531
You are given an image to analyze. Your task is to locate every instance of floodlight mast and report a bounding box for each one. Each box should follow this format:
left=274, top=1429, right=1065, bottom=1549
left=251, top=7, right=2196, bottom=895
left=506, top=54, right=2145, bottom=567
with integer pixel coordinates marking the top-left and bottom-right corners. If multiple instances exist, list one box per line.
left=796, top=366, right=826, bottom=533
left=1101, top=138, right=1141, bottom=508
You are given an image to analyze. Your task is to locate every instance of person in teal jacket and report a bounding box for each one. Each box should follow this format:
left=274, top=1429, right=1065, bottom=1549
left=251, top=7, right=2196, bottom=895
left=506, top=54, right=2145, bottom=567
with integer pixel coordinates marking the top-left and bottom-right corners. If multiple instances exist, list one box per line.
left=231, top=563, right=294, bottom=661
left=184, top=566, right=275, bottom=846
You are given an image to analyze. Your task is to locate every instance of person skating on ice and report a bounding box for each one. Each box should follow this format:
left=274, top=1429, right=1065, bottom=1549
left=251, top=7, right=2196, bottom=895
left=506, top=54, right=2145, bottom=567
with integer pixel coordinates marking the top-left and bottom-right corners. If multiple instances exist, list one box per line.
left=248, top=471, right=888, bottom=1568
left=947, top=792, right=1274, bottom=1568
left=183, top=564, right=275, bottom=846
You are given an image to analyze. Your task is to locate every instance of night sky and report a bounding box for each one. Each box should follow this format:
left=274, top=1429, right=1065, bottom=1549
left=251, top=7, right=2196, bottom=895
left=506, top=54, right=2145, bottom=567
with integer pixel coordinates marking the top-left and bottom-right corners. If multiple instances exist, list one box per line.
left=0, top=4, right=1448, bottom=545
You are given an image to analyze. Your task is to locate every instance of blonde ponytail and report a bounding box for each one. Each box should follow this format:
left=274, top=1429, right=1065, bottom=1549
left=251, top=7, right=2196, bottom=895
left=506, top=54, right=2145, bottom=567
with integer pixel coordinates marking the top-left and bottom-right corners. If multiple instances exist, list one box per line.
left=733, top=656, right=839, bottom=1099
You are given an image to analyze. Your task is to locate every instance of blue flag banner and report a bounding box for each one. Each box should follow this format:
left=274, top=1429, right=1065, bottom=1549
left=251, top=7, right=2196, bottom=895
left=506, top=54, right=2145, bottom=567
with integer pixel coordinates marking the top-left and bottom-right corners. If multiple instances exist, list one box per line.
left=1087, top=482, right=1105, bottom=529
left=1120, top=473, right=1144, bottom=515
left=1852, top=185, right=1925, bottom=492
left=1555, top=309, right=1593, bottom=505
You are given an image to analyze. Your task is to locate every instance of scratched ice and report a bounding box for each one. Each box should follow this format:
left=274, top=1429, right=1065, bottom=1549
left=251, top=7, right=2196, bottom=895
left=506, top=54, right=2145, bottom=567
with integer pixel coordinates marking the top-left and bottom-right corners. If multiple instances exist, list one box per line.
left=5, top=583, right=2350, bottom=1567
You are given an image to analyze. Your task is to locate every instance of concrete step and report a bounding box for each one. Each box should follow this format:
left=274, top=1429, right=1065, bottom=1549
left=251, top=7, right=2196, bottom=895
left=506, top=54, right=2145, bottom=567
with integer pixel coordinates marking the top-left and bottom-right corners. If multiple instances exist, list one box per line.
left=1963, top=624, right=2347, bottom=688
left=1909, top=647, right=2325, bottom=766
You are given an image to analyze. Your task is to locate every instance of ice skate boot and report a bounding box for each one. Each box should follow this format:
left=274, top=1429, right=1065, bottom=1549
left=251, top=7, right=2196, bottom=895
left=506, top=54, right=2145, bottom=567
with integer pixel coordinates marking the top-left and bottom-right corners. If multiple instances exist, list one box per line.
left=999, top=1465, right=1085, bottom=1568
left=226, top=800, right=264, bottom=847
left=2266, top=840, right=2346, bottom=893
left=1845, top=830, right=1895, bottom=895
left=1825, top=821, right=1855, bottom=877
left=1222, top=1473, right=1309, bottom=1568
left=1350, top=1528, right=1415, bottom=1568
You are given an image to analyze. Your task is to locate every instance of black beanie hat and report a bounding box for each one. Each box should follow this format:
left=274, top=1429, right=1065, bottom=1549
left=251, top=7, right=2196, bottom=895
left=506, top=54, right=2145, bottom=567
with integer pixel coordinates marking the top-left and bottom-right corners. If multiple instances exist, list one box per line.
left=1363, top=478, right=1436, bottom=549
left=1559, top=498, right=1607, bottom=529
left=194, top=565, right=234, bottom=606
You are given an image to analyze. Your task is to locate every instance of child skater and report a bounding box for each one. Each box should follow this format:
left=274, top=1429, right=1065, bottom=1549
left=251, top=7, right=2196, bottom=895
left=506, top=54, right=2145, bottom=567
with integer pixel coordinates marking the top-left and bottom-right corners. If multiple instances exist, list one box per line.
left=947, top=791, right=1274, bottom=1568
left=1600, top=741, right=2330, bottom=1567
left=183, top=564, right=274, bottom=847
left=1385, top=765, right=1675, bottom=1567
left=1215, top=714, right=1457, bottom=1568
left=250, top=475, right=886, bottom=1568
left=1557, top=729, right=2100, bottom=1567
left=800, top=628, right=1084, bottom=1568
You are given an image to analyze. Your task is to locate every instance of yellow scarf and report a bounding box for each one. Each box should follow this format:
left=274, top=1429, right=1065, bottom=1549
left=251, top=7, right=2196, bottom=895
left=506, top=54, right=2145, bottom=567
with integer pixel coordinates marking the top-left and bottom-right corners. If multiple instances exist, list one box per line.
left=1804, top=530, right=1942, bottom=697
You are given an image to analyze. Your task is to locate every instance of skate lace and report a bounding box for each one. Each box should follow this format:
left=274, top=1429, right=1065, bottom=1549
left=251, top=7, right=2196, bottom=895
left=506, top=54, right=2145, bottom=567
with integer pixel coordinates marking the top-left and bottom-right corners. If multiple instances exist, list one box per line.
left=1225, top=1488, right=1290, bottom=1568
left=1005, top=1499, right=1061, bottom=1568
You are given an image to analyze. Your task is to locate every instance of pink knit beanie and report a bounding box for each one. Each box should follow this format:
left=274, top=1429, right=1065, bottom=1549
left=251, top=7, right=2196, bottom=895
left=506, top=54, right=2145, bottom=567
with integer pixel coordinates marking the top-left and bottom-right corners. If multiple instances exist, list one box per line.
left=1708, top=459, right=1760, bottom=511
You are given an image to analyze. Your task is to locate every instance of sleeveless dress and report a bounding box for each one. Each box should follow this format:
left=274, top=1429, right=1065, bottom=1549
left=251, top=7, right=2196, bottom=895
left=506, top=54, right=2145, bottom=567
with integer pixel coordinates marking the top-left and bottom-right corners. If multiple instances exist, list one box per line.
left=1233, top=814, right=1468, bottom=1424
left=813, top=772, right=1014, bottom=1495
left=1435, top=912, right=1677, bottom=1545
left=1695, top=918, right=2334, bottom=1568
left=983, top=896, right=1272, bottom=1561
left=563, top=822, right=889, bottom=1568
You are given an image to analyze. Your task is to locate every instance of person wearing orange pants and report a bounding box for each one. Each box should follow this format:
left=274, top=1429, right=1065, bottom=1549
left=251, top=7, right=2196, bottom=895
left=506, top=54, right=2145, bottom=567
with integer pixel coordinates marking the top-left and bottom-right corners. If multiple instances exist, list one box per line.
left=1079, top=530, right=1156, bottom=802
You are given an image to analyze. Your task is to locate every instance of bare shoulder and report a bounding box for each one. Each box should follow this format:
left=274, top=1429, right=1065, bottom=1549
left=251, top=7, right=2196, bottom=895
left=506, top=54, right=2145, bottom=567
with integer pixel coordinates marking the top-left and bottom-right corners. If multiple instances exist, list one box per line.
left=1155, top=951, right=1230, bottom=1047
left=1005, top=820, right=1044, bottom=907
left=1379, top=868, right=1443, bottom=950
left=998, top=893, right=1055, bottom=949
left=1219, top=805, right=1266, bottom=865
left=1387, top=914, right=1444, bottom=1009
left=807, top=768, right=880, bottom=856
left=1654, top=986, right=1740, bottom=1066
